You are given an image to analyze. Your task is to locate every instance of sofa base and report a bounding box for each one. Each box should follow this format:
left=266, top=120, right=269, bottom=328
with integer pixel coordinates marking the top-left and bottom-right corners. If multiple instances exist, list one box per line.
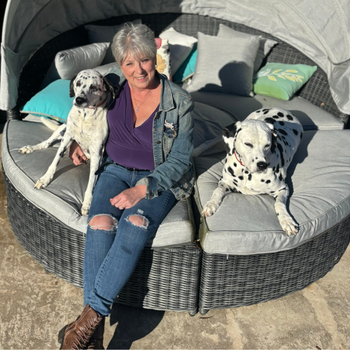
left=4, top=172, right=201, bottom=314
left=198, top=215, right=350, bottom=314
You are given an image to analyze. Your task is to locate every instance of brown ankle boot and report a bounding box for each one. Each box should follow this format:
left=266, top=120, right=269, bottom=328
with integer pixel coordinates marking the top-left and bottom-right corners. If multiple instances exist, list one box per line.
left=58, top=304, right=104, bottom=350
left=85, top=318, right=105, bottom=349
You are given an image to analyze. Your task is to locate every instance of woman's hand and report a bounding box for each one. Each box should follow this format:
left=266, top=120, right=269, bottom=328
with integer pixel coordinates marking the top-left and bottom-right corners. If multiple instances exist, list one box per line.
left=69, top=141, right=87, bottom=165
left=110, top=185, right=147, bottom=210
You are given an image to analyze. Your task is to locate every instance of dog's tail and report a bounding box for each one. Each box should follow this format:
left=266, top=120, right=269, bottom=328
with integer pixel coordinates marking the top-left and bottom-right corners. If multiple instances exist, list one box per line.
left=40, top=117, right=61, bottom=131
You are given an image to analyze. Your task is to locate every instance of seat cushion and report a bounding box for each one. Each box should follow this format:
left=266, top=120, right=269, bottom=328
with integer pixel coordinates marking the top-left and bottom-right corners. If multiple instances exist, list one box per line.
left=194, top=129, right=350, bottom=255
left=2, top=120, right=195, bottom=248
left=190, top=91, right=344, bottom=130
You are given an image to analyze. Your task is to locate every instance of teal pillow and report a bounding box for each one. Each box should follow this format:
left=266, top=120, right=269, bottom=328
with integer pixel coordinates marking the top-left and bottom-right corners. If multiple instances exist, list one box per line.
left=253, top=62, right=317, bottom=100
left=173, top=44, right=197, bottom=83
left=21, top=79, right=73, bottom=123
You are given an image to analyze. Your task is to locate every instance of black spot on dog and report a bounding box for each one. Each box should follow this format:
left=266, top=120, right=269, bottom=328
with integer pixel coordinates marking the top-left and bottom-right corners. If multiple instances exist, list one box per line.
left=263, top=108, right=270, bottom=114
left=273, top=115, right=280, bottom=119
left=287, top=114, right=293, bottom=120
left=261, top=179, right=265, bottom=182
left=277, top=112, right=284, bottom=118
left=248, top=174, right=252, bottom=181
left=228, top=167, right=235, bottom=177
left=244, top=170, right=249, bottom=174
left=238, top=176, right=244, bottom=181
left=279, top=174, right=283, bottom=181
left=233, top=163, right=237, bottom=167
left=264, top=117, right=275, bottom=125
left=293, top=129, right=299, bottom=136
left=279, top=121, right=285, bottom=126
left=266, top=180, right=271, bottom=184
left=277, top=143, right=285, bottom=167
left=278, top=128, right=288, bottom=136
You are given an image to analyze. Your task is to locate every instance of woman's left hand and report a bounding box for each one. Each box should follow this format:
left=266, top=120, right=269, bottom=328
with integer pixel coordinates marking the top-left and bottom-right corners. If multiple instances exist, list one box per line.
left=110, top=185, right=147, bottom=210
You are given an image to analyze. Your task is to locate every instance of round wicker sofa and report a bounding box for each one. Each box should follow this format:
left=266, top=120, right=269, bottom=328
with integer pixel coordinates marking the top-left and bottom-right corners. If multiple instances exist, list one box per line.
left=3, top=13, right=350, bottom=316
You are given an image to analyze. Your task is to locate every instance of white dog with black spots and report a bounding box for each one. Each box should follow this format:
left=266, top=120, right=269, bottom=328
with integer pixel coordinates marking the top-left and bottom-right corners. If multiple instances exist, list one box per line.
left=202, top=107, right=303, bottom=236
left=19, top=69, right=114, bottom=215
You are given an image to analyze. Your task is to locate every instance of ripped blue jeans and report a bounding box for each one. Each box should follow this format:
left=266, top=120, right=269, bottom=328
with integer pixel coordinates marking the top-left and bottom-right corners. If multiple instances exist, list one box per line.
left=83, top=161, right=177, bottom=316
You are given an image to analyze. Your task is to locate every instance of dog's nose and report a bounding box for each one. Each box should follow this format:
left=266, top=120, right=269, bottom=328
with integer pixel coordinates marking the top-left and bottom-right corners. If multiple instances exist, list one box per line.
left=257, top=161, right=268, bottom=171
left=75, top=97, right=86, bottom=105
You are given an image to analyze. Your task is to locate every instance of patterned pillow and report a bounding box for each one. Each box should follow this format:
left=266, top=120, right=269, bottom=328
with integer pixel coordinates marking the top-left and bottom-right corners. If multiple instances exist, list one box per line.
left=253, top=62, right=317, bottom=100
left=155, top=38, right=171, bottom=79
left=159, top=27, right=198, bottom=75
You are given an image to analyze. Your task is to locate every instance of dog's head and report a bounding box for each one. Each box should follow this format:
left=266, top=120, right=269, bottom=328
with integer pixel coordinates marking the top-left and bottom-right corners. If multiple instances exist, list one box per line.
left=223, top=119, right=277, bottom=173
left=69, top=69, right=114, bottom=108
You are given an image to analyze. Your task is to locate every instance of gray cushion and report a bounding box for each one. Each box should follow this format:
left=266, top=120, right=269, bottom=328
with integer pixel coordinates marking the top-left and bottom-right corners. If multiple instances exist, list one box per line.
left=185, top=32, right=260, bottom=96
left=194, top=129, right=350, bottom=255
left=193, top=101, right=236, bottom=149
left=190, top=91, right=344, bottom=130
left=2, top=120, right=195, bottom=248
left=217, top=24, right=278, bottom=73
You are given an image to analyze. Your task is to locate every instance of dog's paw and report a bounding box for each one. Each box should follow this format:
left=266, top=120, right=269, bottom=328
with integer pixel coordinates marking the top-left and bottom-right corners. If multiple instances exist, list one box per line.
left=19, top=145, right=34, bottom=154
left=202, top=201, right=219, bottom=217
left=279, top=217, right=299, bottom=236
left=81, top=207, right=90, bottom=216
left=34, top=177, right=51, bottom=189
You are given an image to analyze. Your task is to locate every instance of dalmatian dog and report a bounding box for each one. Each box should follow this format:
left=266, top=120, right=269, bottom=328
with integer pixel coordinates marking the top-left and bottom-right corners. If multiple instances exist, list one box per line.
left=202, top=107, right=303, bottom=236
left=19, top=69, right=114, bottom=215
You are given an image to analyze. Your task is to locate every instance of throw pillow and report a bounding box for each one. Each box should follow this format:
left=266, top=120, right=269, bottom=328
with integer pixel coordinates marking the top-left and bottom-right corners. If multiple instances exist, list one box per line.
left=172, top=44, right=197, bottom=83
left=218, top=24, right=278, bottom=73
left=159, top=27, right=198, bottom=75
left=85, top=19, right=142, bottom=64
left=21, top=80, right=73, bottom=123
left=55, top=42, right=110, bottom=80
left=253, top=62, right=317, bottom=100
left=156, top=38, right=171, bottom=79
left=185, top=32, right=260, bottom=96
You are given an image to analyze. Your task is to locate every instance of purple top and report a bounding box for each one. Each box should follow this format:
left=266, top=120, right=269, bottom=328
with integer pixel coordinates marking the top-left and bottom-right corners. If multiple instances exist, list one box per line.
left=106, top=82, right=159, bottom=170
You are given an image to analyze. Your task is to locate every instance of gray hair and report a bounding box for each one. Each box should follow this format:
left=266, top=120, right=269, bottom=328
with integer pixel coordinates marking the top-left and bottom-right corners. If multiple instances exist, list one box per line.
left=111, top=23, right=157, bottom=66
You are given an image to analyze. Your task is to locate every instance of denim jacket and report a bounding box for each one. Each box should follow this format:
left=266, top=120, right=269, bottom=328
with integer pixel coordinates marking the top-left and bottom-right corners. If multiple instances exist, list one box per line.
left=108, top=72, right=195, bottom=201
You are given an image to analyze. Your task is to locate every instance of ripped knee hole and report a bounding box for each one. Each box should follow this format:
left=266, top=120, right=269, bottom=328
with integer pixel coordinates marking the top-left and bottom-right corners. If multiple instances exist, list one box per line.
left=89, top=215, right=117, bottom=231
left=126, top=214, right=149, bottom=229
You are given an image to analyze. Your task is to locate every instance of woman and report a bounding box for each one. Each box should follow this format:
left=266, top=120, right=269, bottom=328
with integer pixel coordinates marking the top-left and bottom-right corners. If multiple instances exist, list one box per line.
left=58, top=23, right=194, bottom=349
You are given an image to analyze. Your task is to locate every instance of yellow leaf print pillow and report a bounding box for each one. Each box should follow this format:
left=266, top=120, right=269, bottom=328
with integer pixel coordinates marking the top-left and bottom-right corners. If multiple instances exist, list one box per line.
left=253, top=63, right=317, bottom=100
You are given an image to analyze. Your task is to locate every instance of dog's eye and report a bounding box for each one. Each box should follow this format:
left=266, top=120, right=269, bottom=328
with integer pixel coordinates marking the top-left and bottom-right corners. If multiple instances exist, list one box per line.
left=244, top=142, right=253, bottom=148
left=76, top=81, right=81, bottom=87
left=265, top=143, right=271, bottom=149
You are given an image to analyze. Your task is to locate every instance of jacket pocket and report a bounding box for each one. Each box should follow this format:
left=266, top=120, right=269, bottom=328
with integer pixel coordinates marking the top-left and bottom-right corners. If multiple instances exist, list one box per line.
left=162, top=123, right=178, bottom=154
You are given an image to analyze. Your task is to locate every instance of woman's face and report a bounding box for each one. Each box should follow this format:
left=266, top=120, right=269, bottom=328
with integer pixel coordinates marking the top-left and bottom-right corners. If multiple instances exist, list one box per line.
left=121, top=53, right=157, bottom=90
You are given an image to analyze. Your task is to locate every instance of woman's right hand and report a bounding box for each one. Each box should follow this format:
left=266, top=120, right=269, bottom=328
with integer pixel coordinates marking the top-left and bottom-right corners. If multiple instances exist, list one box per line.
left=69, top=141, right=87, bottom=165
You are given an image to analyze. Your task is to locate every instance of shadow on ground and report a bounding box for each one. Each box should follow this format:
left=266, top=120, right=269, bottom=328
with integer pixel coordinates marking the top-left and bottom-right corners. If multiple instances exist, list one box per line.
left=108, top=304, right=164, bottom=349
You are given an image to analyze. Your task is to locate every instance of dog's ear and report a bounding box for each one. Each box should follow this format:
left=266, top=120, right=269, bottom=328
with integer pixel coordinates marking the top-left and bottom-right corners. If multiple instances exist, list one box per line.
left=69, top=75, right=77, bottom=97
left=223, top=121, right=241, bottom=138
left=102, top=75, right=116, bottom=100
left=267, top=123, right=278, bottom=153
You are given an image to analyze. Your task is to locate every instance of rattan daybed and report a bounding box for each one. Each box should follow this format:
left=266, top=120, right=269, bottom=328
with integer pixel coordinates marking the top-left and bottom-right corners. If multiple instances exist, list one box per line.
left=2, top=12, right=350, bottom=316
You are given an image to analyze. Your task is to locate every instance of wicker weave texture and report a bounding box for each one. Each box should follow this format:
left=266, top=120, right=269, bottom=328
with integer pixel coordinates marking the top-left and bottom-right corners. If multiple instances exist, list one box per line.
left=16, top=13, right=348, bottom=125
left=4, top=172, right=201, bottom=313
left=199, top=215, right=350, bottom=314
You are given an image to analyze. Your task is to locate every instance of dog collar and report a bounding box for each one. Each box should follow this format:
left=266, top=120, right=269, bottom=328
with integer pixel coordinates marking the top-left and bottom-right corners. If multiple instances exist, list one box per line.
left=234, top=150, right=245, bottom=167
left=87, top=97, right=107, bottom=109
